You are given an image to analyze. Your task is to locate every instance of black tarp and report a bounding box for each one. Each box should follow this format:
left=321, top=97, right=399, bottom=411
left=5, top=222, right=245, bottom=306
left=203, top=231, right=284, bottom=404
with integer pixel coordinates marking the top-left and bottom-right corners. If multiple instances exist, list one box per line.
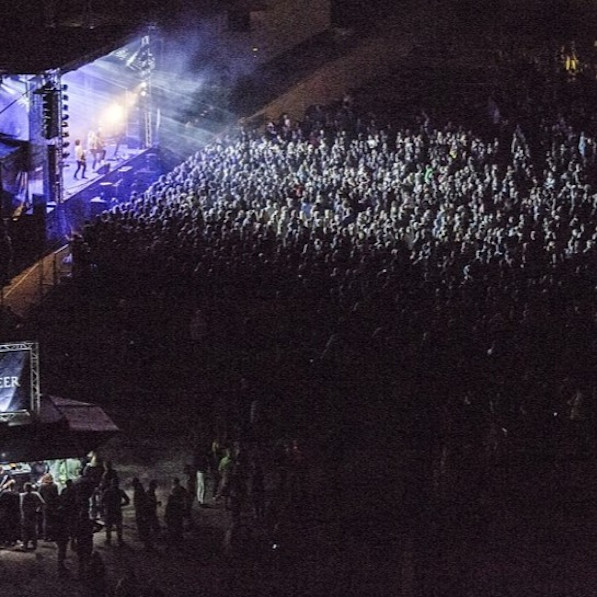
left=0, top=139, right=26, bottom=219
left=0, top=395, right=119, bottom=464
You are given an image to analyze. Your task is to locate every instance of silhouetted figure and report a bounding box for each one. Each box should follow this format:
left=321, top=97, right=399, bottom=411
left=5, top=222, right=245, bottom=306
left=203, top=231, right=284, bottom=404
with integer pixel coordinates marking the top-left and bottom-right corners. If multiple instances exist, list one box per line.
left=100, top=477, right=129, bottom=546
left=164, top=478, right=186, bottom=547
left=132, top=477, right=153, bottom=550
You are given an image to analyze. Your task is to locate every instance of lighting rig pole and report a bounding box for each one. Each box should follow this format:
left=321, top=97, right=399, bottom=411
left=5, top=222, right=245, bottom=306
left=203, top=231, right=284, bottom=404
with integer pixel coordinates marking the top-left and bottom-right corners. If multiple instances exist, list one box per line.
left=139, top=28, right=156, bottom=149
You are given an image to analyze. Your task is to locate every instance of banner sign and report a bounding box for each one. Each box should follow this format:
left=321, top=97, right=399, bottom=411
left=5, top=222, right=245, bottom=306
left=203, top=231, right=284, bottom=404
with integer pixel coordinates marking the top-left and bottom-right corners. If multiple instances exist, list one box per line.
left=0, top=343, right=34, bottom=413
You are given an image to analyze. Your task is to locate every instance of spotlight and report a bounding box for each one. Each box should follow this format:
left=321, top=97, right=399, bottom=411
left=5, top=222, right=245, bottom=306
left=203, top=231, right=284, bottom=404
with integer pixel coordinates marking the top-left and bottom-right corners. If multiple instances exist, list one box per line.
left=103, top=103, right=125, bottom=125
left=41, top=89, right=59, bottom=139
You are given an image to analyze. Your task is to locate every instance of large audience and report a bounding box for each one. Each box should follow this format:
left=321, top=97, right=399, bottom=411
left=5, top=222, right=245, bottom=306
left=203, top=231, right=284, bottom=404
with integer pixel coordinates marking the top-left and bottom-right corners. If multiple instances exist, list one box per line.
left=0, top=37, right=594, bottom=597
left=70, top=48, right=597, bottom=490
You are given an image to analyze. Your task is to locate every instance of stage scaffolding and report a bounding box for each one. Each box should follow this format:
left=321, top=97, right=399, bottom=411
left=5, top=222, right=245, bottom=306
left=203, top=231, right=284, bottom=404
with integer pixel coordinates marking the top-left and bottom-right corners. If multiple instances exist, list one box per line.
left=29, top=25, right=158, bottom=207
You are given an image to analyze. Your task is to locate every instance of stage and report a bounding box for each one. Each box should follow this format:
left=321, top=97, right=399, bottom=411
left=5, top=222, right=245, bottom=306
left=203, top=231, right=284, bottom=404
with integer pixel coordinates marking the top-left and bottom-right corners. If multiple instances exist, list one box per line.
left=62, top=140, right=145, bottom=201
left=49, top=145, right=160, bottom=240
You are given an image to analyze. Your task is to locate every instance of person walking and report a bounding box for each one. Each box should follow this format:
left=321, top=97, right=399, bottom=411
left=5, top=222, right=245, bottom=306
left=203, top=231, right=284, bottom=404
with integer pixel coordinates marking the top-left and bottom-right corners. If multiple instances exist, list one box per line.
left=100, top=477, right=129, bottom=546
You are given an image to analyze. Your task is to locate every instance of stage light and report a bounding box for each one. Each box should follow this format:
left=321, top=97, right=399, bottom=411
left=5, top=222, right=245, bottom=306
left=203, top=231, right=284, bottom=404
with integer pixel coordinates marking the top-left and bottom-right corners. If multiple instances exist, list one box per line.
left=60, top=86, right=70, bottom=150
left=140, top=81, right=148, bottom=89
left=103, top=103, right=125, bottom=125
left=41, top=88, right=59, bottom=139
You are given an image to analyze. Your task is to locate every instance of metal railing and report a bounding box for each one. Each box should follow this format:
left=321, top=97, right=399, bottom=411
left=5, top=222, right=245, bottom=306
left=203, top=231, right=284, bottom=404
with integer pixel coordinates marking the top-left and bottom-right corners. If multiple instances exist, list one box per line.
left=0, top=244, right=72, bottom=319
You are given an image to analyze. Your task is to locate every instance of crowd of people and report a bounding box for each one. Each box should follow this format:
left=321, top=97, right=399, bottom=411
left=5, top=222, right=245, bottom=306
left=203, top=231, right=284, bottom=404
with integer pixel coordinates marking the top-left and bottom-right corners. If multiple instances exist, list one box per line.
left=72, top=44, right=597, bottom=478
left=0, top=434, right=310, bottom=595
left=0, top=456, right=199, bottom=595
left=2, top=38, right=593, bottom=596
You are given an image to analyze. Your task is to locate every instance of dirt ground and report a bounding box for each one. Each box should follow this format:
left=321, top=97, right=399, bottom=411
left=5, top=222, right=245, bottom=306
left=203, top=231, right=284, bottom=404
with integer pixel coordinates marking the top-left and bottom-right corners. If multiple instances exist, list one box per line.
left=0, top=438, right=312, bottom=597
left=0, top=440, right=226, bottom=597
left=0, top=432, right=377, bottom=597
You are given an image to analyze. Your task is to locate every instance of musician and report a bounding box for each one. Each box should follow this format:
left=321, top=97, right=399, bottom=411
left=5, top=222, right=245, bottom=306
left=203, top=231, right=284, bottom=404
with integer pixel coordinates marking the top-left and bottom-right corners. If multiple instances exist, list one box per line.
left=95, top=128, right=106, bottom=167
left=74, top=139, right=87, bottom=180
left=87, top=129, right=98, bottom=170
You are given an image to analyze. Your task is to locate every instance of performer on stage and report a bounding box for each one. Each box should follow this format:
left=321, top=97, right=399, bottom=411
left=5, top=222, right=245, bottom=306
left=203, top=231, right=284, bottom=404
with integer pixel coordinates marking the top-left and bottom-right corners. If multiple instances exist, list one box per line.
left=95, top=128, right=106, bottom=167
left=87, top=129, right=98, bottom=170
left=74, top=139, right=87, bottom=180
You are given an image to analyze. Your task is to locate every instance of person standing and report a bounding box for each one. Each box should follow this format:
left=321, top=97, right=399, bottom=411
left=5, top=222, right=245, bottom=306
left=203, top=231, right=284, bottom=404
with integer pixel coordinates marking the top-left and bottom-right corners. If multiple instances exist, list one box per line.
left=54, top=497, right=70, bottom=576
left=164, top=478, right=186, bottom=547
left=0, top=480, right=20, bottom=546
left=87, top=128, right=98, bottom=170
left=183, top=463, right=196, bottom=510
left=132, top=477, right=152, bottom=550
left=74, top=139, right=87, bottom=180
left=100, top=461, right=119, bottom=490
left=60, top=479, right=78, bottom=552
left=96, top=128, right=106, bottom=166
left=75, top=510, right=95, bottom=580
left=147, top=479, right=161, bottom=538
left=20, top=482, right=45, bottom=550
left=194, top=450, right=211, bottom=506
left=100, top=477, right=129, bottom=546
left=39, top=473, right=60, bottom=540
left=215, top=448, right=233, bottom=505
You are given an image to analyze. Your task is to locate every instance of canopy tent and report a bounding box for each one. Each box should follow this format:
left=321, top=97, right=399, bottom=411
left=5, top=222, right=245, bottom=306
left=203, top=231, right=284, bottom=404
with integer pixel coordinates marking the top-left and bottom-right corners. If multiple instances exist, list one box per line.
left=0, top=395, right=119, bottom=464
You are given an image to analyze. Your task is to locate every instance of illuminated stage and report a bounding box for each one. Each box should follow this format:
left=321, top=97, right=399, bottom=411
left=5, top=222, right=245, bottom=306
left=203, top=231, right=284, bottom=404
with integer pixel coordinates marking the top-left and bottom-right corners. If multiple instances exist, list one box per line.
left=0, top=29, right=162, bottom=251
left=63, top=144, right=145, bottom=201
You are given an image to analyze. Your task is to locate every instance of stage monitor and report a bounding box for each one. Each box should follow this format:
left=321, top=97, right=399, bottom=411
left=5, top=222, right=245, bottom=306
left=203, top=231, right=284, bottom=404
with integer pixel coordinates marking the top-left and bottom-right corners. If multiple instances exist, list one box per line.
left=0, top=342, right=39, bottom=414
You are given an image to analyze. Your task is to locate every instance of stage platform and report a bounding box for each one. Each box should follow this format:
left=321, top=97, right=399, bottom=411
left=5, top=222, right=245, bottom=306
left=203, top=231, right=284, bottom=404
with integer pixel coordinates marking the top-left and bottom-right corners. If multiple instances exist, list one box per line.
left=52, top=145, right=160, bottom=237
left=63, top=141, right=145, bottom=201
